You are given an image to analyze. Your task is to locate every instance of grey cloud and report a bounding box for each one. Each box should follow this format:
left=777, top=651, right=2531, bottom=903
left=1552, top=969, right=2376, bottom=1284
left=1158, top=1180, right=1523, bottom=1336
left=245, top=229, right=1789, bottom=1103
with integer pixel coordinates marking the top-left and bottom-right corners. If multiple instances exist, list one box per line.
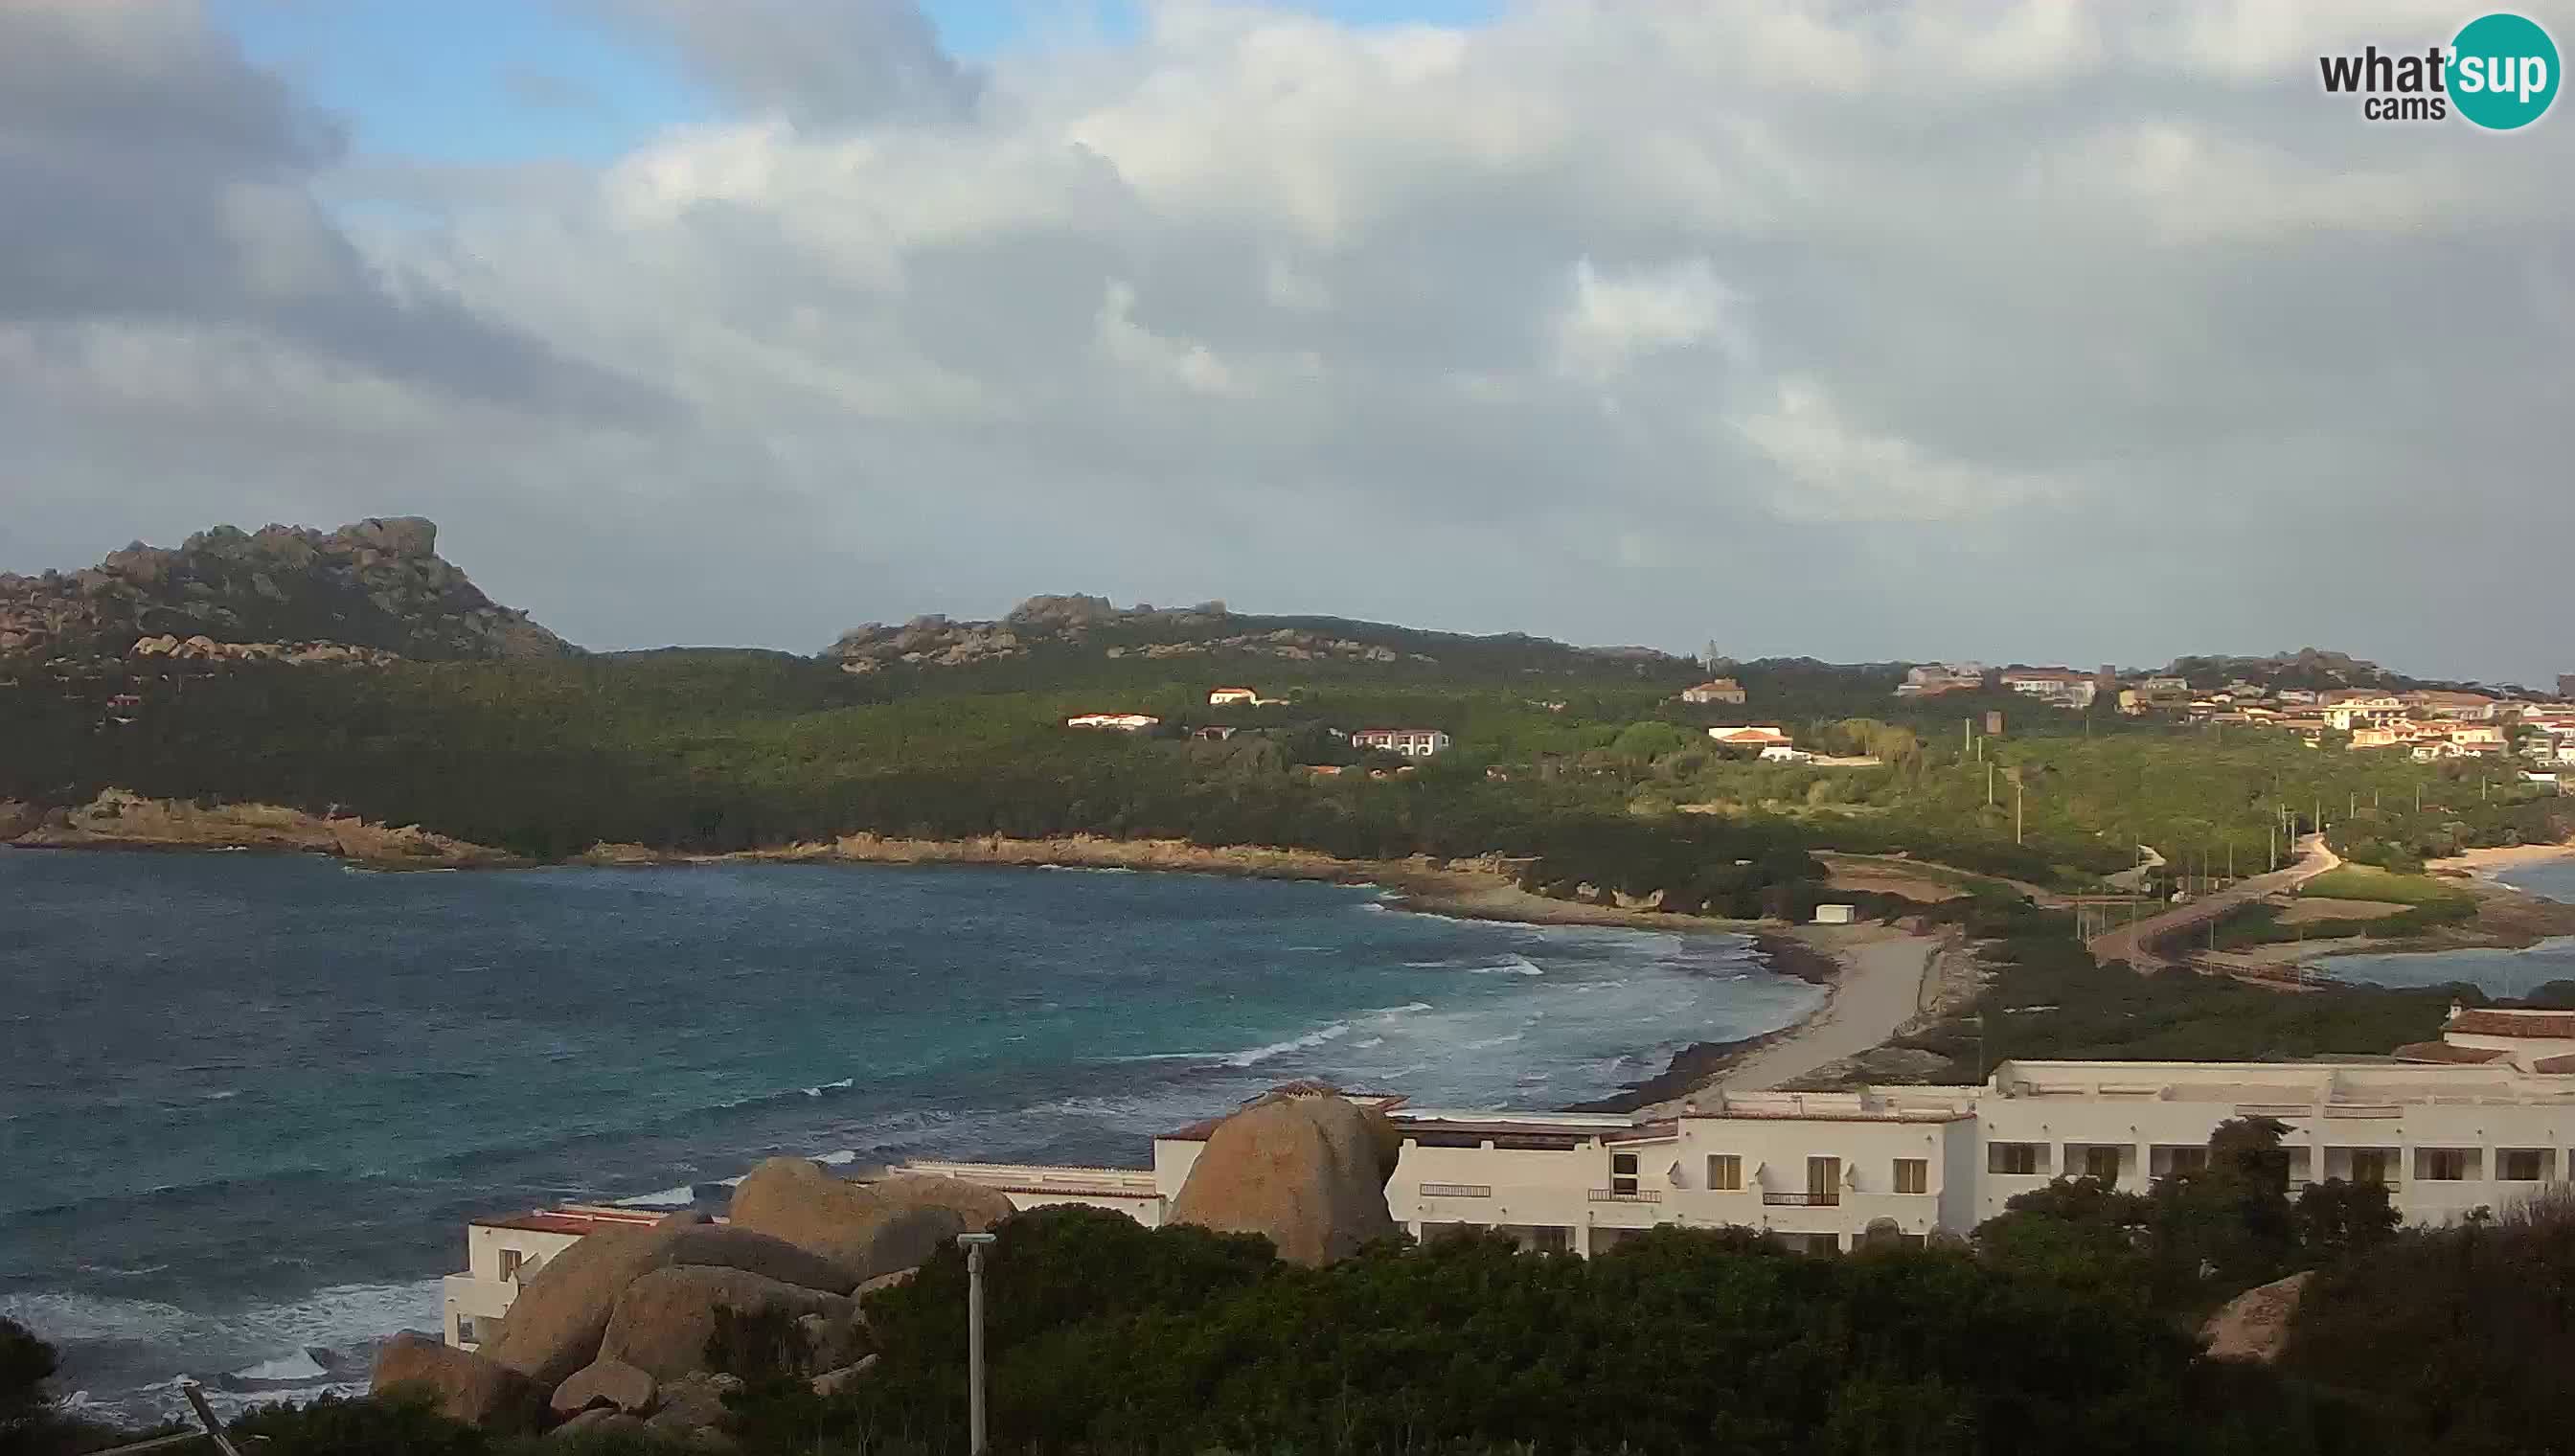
left=0, top=0, right=658, bottom=420
left=603, top=0, right=980, bottom=125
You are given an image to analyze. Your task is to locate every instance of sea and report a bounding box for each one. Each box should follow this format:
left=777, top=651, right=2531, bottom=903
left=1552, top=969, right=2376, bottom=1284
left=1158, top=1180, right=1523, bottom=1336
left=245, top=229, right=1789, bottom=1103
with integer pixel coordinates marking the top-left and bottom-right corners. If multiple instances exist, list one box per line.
left=2326, top=857, right=2575, bottom=997
left=0, top=849, right=1820, bottom=1424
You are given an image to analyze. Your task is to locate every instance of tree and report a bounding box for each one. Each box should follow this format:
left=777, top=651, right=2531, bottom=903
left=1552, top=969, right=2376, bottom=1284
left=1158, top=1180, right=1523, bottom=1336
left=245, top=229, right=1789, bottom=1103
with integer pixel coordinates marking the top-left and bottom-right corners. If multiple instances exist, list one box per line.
left=2292, top=1179, right=2399, bottom=1261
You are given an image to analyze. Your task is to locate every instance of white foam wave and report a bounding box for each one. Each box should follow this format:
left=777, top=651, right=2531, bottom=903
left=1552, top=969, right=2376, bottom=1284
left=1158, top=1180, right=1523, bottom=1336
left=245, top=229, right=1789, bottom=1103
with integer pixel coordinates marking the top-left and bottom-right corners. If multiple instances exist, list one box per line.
left=1221, top=1021, right=1350, bottom=1068
left=804, top=1077, right=855, bottom=1097
left=233, top=1350, right=330, bottom=1382
left=615, top=1184, right=698, bottom=1209
left=1467, top=955, right=1544, bottom=977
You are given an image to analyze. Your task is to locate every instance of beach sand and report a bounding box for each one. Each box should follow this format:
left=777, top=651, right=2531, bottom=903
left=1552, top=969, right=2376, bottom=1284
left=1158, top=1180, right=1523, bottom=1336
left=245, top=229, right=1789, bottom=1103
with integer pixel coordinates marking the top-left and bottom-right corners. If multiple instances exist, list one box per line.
left=2427, top=841, right=2575, bottom=879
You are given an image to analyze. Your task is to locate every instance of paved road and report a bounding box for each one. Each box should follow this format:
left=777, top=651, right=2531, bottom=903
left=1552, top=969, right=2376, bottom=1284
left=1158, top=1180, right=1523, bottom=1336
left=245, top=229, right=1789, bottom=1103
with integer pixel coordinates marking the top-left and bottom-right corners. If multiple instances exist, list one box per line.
left=2085, top=834, right=2341, bottom=971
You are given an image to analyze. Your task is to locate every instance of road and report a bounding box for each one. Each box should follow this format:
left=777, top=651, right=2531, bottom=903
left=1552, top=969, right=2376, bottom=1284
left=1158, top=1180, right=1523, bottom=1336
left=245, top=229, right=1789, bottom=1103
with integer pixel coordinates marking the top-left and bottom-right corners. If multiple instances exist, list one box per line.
left=2085, top=834, right=2341, bottom=971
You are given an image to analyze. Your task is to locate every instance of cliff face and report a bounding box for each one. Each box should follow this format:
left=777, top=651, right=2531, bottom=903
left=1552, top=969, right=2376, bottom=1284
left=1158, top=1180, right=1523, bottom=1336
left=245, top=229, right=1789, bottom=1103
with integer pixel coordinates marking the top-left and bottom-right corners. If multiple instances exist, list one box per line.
left=0, top=517, right=573, bottom=662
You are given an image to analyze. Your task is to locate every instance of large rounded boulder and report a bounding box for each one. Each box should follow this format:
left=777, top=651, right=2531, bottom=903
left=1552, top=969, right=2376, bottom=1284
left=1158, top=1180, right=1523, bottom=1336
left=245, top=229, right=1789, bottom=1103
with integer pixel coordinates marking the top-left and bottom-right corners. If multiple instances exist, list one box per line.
left=371, top=1331, right=548, bottom=1433
left=480, top=1218, right=691, bottom=1391
left=598, top=1265, right=854, bottom=1382
left=869, top=1173, right=1018, bottom=1233
left=1167, top=1092, right=1399, bottom=1266
left=660, top=1223, right=862, bottom=1296
left=727, top=1159, right=971, bottom=1280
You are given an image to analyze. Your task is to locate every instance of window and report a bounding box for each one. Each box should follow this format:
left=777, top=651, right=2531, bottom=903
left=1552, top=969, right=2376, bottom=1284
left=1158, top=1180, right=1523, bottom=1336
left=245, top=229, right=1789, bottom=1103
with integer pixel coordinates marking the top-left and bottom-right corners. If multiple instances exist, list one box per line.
left=2502, top=1149, right=2545, bottom=1181
left=2165, top=1147, right=2208, bottom=1176
left=2084, top=1146, right=2122, bottom=1182
left=2422, top=1149, right=2469, bottom=1182
left=1531, top=1226, right=1570, bottom=1255
left=1706, top=1154, right=1743, bottom=1192
left=1988, top=1143, right=2039, bottom=1175
left=2351, top=1149, right=2390, bottom=1186
left=497, top=1249, right=526, bottom=1282
left=1611, top=1151, right=1638, bottom=1197
left=1893, top=1158, right=1927, bottom=1194
left=455, top=1316, right=480, bottom=1346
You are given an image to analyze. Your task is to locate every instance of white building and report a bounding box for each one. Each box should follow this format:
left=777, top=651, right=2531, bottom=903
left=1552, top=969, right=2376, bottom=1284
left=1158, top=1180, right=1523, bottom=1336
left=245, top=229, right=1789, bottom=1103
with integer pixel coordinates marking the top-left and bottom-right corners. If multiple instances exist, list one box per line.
left=1352, top=728, right=1451, bottom=757
left=1999, top=670, right=2100, bottom=710
left=1678, top=679, right=1746, bottom=705
left=1065, top=713, right=1160, bottom=732
left=443, top=1205, right=668, bottom=1352
left=446, top=1017, right=2575, bottom=1349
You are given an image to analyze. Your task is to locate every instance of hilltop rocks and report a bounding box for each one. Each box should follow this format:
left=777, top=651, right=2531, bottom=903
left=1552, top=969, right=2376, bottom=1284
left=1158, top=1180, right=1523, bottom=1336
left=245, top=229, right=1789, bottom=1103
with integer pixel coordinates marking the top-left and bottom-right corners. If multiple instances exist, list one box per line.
left=3, top=788, right=509, bottom=865
left=1168, top=1092, right=1399, bottom=1266
left=2201, top=1270, right=2313, bottom=1364
left=371, top=1332, right=548, bottom=1434
left=598, top=1266, right=854, bottom=1382
left=0, top=515, right=571, bottom=662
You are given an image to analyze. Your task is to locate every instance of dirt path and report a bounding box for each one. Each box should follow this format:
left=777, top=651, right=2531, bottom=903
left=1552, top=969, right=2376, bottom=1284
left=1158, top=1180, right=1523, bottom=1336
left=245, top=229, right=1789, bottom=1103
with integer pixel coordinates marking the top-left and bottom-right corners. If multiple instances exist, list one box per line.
left=2085, top=834, right=2340, bottom=971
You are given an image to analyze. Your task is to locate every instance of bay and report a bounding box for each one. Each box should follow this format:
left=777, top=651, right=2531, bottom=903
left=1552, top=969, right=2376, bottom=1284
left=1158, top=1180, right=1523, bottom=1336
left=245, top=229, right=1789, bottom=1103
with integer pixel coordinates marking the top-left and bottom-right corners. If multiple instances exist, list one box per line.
left=0, top=848, right=1818, bottom=1421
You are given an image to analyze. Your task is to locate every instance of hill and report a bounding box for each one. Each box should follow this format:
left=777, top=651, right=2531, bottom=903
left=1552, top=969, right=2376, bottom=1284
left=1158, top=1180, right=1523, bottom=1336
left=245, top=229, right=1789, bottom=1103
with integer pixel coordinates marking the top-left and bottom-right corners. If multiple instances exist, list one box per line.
left=827, top=593, right=1693, bottom=683
left=0, top=517, right=572, bottom=663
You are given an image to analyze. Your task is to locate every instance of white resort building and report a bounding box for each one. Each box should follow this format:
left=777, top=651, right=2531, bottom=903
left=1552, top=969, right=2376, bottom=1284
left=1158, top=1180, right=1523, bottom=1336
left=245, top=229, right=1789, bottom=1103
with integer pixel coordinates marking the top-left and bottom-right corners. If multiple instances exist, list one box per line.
left=443, top=1010, right=2575, bottom=1348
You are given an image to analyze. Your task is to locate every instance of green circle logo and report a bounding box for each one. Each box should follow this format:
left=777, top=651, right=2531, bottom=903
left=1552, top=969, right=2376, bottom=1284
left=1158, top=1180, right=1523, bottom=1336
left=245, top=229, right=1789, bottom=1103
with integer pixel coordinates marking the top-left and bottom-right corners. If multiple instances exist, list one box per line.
left=2451, top=12, right=2559, bottom=129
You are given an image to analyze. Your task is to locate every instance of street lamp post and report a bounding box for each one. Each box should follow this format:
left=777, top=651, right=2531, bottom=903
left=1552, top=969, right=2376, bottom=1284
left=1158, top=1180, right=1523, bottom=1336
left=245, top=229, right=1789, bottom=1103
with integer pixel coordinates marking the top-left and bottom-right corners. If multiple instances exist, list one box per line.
left=958, top=1232, right=997, bottom=1455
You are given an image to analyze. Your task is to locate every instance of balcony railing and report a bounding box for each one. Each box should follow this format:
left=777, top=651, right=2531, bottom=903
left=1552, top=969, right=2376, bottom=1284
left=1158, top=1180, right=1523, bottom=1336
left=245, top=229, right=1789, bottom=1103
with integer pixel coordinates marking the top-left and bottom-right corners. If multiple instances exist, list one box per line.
left=1587, top=1188, right=1663, bottom=1203
left=1417, top=1183, right=1493, bottom=1198
left=1762, top=1191, right=1841, bottom=1207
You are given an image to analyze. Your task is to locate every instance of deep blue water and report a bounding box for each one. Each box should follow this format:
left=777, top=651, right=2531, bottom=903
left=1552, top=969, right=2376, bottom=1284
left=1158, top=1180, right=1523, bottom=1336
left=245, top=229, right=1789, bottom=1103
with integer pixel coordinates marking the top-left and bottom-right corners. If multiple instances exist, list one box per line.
left=0, top=849, right=1818, bottom=1422
left=2328, top=857, right=2575, bottom=996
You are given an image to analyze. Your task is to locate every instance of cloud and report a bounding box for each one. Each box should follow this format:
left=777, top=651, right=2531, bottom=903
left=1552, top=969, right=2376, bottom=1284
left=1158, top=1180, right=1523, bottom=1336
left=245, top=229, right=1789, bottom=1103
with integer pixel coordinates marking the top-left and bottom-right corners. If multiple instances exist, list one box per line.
left=603, top=0, right=981, bottom=125
left=3, top=0, right=2571, bottom=682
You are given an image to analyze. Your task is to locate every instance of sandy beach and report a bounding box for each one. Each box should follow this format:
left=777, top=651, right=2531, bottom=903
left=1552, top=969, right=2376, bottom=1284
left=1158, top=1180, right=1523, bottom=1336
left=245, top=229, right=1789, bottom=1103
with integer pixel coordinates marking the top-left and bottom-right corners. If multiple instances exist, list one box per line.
left=2427, top=841, right=2575, bottom=879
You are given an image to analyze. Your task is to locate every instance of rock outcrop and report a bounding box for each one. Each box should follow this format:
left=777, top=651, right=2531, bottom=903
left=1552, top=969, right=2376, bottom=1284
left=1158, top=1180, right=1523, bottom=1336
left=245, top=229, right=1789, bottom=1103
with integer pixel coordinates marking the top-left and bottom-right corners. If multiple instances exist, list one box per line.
left=725, top=1159, right=969, bottom=1280
left=1167, top=1090, right=1400, bottom=1266
left=482, top=1216, right=696, bottom=1390
left=598, top=1265, right=854, bottom=1382
left=863, top=1173, right=1019, bottom=1233
left=0, top=516, right=572, bottom=662
left=370, top=1332, right=549, bottom=1434
left=549, top=1356, right=658, bottom=1419
left=648, top=1372, right=744, bottom=1442
left=2200, top=1270, right=2313, bottom=1364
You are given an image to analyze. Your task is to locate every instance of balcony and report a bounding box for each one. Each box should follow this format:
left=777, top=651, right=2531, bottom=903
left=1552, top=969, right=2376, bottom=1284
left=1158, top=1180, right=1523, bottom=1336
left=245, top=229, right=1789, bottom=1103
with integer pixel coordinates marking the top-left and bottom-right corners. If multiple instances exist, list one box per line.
left=1417, top=1183, right=1492, bottom=1198
left=1587, top=1188, right=1663, bottom=1203
left=1762, top=1191, right=1841, bottom=1207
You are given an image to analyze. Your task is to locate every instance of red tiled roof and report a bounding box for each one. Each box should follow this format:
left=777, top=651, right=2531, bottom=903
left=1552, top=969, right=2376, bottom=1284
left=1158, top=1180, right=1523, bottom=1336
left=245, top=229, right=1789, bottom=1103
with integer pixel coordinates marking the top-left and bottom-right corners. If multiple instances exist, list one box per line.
left=2391, top=1041, right=2508, bottom=1065
left=2449, top=1010, right=2575, bottom=1038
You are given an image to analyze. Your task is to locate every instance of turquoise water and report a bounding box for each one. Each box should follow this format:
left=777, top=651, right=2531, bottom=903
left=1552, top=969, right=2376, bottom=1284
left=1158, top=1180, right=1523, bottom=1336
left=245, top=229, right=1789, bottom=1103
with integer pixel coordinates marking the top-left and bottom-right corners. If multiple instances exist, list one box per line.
left=2327, top=856, right=2575, bottom=996
left=0, top=849, right=1818, bottom=1422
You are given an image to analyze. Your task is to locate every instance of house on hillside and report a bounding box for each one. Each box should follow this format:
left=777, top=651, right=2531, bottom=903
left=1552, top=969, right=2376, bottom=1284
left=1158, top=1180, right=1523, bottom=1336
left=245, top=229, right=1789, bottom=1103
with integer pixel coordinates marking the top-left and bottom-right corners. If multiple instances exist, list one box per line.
left=1678, top=678, right=1746, bottom=705
left=1760, top=744, right=1813, bottom=763
left=1352, top=728, right=1451, bottom=758
left=1999, top=669, right=2098, bottom=709
left=1707, top=725, right=1794, bottom=751
left=2405, top=690, right=2500, bottom=721
left=1066, top=713, right=1160, bottom=732
left=1896, top=663, right=1984, bottom=698
left=1207, top=687, right=1288, bottom=707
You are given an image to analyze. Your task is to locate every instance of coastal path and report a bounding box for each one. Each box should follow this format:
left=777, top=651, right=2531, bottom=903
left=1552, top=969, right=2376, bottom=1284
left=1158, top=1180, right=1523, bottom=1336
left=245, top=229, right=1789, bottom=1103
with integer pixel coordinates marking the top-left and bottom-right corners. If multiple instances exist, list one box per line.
left=2085, top=834, right=2340, bottom=972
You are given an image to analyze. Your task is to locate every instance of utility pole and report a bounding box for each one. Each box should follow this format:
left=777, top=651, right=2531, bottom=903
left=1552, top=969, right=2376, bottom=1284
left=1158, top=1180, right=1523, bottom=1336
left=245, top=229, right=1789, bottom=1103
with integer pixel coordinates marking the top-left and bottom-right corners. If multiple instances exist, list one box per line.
left=1987, top=762, right=1994, bottom=807
left=959, top=1232, right=997, bottom=1454
left=2016, top=780, right=2024, bottom=845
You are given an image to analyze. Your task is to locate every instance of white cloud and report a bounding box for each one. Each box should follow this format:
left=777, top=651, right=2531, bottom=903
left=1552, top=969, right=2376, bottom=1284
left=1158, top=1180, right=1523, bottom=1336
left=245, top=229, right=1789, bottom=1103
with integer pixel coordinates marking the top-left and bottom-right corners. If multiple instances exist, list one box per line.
left=1732, top=377, right=2060, bottom=524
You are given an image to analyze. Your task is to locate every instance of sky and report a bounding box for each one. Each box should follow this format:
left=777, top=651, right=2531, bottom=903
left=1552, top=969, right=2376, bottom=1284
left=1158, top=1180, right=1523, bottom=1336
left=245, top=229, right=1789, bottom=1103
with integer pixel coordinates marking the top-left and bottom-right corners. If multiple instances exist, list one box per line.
left=3, top=0, right=2570, bottom=683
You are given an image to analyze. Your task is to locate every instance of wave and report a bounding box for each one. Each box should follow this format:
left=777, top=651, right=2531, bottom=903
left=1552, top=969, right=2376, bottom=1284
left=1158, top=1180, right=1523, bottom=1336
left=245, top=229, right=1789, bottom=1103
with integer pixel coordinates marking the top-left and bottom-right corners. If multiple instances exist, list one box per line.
left=803, top=1078, right=855, bottom=1097
left=1221, top=1021, right=1351, bottom=1068
left=1468, top=955, right=1545, bottom=977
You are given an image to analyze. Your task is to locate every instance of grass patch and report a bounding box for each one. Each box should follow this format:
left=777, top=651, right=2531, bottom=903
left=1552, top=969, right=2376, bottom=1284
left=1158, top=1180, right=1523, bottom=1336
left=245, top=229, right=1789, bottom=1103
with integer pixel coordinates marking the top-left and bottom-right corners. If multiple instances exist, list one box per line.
left=2301, top=866, right=2472, bottom=907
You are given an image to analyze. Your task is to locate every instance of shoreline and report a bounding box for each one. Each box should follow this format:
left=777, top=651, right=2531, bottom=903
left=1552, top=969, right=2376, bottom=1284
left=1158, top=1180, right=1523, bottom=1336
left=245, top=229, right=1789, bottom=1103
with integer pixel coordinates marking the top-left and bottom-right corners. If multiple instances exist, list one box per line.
left=2227, top=842, right=2575, bottom=971
left=6, top=791, right=1921, bottom=1119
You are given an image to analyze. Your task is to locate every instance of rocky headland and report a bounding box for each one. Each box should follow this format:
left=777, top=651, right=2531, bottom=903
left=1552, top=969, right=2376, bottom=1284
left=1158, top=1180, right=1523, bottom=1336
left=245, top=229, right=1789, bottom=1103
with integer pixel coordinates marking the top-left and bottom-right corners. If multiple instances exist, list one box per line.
left=0, top=515, right=571, bottom=663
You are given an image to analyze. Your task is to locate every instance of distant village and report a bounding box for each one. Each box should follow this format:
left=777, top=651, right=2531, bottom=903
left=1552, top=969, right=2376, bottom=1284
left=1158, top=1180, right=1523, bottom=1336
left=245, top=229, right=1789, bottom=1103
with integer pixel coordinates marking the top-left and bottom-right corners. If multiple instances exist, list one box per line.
left=1895, top=661, right=2575, bottom=766
left=1062, top=664, right=2575, bottom=781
